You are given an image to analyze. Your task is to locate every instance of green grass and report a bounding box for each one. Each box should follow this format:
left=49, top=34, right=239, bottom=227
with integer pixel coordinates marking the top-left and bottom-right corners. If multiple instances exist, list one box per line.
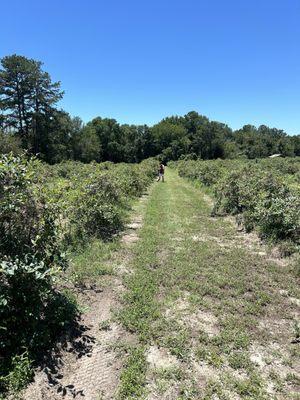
left=117, top=345, right=147, bottom=400
left=67, top=238, right=118, bottom=285
left=117, top=168, right=300, bottom=399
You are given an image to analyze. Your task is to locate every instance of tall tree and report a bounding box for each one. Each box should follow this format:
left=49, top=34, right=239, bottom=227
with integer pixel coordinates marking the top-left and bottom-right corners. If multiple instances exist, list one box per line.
left=38, top=111, right=82, bottom=163
left=73, top=125, right=102, bottom=163
left=0, top=54, right=63, bottom=153
left=0, top=131, right=22, bottom=155
left=87, top=117, right=123, bottom=162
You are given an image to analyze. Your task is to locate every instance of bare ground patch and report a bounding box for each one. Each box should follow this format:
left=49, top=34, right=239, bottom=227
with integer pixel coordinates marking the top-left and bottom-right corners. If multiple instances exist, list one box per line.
left=249, top=341, right=300, bottom=396
left=165, top=295, right=219, bottom=338
left=147, top=345, right=179, bottom=370
left=23, top=282, right=124, bottom=400
left=121, top=193, right=148, bottom=245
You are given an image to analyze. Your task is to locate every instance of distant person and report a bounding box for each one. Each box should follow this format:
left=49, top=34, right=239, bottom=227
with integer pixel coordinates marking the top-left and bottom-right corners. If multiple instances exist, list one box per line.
left=157, top=162, right=165, bottom=182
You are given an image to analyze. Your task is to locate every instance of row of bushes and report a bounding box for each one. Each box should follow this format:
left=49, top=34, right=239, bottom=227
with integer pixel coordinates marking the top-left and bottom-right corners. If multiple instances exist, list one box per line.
left=0, top=154, right=157, bottom=395
left=47, top=158, right=156, bottom=245
left=172, top=158, right=300, bottom=252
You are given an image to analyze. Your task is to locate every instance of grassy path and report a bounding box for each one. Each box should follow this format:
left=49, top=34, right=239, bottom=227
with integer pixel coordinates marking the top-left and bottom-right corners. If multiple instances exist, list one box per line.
left=118, top=168, right=300, bottom=400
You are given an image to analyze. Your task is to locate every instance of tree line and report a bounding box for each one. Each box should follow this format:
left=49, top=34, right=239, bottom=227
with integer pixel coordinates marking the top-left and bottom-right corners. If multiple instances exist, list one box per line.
left=1, top=54, right=300, bottom=164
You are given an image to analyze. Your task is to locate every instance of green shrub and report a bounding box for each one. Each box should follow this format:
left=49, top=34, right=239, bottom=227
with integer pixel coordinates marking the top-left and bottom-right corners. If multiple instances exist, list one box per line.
left=0, top=351, right=33, bottom=394
left=172, top=157, right=300, bottom=249
left=46, top=158, right=157, bottom=245
left=177, top=159, right=232, bottom=187
left=214, top=166, right=300, bottom=246
left=73, top=172, right=126, bottom=240
left=0, top=154, right=76, bottom=396
left=254, top=188, right=300, bottom=243
left=0, top=154, right=63, bottom=265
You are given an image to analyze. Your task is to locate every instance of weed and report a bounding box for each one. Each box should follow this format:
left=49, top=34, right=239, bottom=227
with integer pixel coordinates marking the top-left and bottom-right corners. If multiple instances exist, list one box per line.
left=117, top=345, right=147, bottom=400
left=286, top=373, right=300, bottom=386
left=0, top=351, right=33, bottom=396
left=99, top=320, right=111, bottom=331
left=228, top=351, right=253, bottom=371
left=293, top=320, right=300, bottom=341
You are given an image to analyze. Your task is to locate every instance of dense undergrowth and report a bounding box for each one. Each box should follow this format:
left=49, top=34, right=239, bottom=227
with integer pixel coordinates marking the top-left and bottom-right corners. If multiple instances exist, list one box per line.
left=0, top=154, right=157, bottom=396
left=171, top=157, right=300, bottom=254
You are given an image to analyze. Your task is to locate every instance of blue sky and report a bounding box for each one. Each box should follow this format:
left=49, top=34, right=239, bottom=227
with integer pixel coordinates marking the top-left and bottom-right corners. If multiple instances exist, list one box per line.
left=1, top=0, right=300, bottom=134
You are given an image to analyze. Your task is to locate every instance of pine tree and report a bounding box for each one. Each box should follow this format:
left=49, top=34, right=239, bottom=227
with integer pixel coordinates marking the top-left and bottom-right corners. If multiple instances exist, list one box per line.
left=0, top=54, right=63, bottom=153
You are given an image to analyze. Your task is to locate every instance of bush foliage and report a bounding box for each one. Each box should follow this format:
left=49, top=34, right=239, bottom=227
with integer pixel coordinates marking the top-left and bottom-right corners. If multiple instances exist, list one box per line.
left=0, top=154, right=157, bottom=395
left=173, top=157, right=300, bottom=250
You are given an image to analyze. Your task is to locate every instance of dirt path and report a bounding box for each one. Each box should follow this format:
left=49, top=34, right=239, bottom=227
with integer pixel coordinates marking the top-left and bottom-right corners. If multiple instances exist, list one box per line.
left=22, top=193, right=150, bottom=400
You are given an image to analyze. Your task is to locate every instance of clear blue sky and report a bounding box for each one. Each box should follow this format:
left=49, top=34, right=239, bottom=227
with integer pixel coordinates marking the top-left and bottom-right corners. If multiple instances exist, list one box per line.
left=1, top=0, right=300, bottom=134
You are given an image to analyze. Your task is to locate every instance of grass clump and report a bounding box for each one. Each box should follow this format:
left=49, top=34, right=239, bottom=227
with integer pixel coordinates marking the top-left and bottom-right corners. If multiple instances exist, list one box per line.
left=118, top=346, right=147, bottom=400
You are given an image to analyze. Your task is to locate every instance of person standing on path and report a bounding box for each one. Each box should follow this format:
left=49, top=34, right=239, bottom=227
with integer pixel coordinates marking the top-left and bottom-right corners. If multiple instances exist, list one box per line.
left=157, top=162, right=165, bottom=182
